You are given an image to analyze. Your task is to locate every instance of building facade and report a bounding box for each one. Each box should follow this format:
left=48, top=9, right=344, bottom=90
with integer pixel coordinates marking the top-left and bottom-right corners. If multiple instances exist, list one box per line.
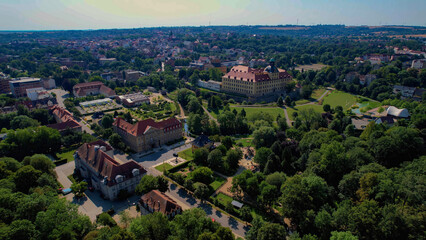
left=197, top=80, right=221, bottom=92
left=47, top=105, right=82, bottom=132
left=221, top=60, right=292, bottom=97
left=73, top=81, right=116, bottom=98
left=74, top=140, right=146, bottom=200
left=139, top=190, right=182, bottom=218
left=116, top=92, right=150, bottom=107
left=113, top=117, right=183, bottom=152
left=9, top=77, right=43, bottom=98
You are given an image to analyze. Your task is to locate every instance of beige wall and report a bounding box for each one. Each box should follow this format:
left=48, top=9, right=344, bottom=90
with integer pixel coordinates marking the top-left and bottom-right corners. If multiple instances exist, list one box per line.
left=114, top=125, right=183, bottom=153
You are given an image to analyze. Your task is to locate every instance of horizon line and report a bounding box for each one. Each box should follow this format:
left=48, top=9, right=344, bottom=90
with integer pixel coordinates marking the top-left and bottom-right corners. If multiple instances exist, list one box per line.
left=1, top=23, right=426, bottom=32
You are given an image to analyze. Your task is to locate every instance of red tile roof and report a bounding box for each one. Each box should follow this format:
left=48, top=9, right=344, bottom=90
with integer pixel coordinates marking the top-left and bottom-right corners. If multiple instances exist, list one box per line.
left=140, top=190, right=182, bottom=216
left=223, top=65, right=291, bottom=82
left=76, top=140, right=146, bottom=186
left=47, top=120, right=81, bottom=131
left=73, top=81, right=116, bottom=97
left=113, top=117, right=182, bottom=137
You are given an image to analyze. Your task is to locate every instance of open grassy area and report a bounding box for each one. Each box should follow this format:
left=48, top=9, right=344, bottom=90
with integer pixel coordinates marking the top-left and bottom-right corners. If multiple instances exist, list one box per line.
left=287, top=104, right=324, bottom=121
left=178, top=148, right=194, bottom=161
left=235, top=138, right=254, bottom=147
left=56, top=148, right=76, bottom=162
left=231, top=107, right=284, bottom=121
left=209, top=175, right=227, bottom=192
left=155, top=163, right=174, bottom=172
left=311, top=88, right=327, bottom=100
left=323, top=91, right=357, bottom=110
left=215, top=193, right=233, bottom=206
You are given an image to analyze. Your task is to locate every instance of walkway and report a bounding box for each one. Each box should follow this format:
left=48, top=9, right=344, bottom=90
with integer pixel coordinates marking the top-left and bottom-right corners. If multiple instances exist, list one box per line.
left=202, top=105, right=219, bottom=124
left=282, top=89, right=330, bottom=126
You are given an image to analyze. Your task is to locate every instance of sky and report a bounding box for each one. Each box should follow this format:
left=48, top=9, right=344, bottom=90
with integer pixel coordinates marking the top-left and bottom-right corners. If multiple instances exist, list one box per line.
left=0, top=0, right=425, bottom=30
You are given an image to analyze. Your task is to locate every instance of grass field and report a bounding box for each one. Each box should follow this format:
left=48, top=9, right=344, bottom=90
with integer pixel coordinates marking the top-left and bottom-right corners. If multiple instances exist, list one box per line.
left=56, top=148, right=76, bottom=162
left=235, top=138, right=254, bottom=147
left=311, top=88, right=327, bottom=100
left=287, top=104, right=324, bottom=120
left=209, top=175, right=227, bottom=192
left=323, top=91, right=357, bottom=109
left=178, top=148, right=194, bottom=161
left=231, top=107, right=284, bottom=121
left=155, top=163, right=174, bottom=172
left=215, top=193, right=233, bottom=206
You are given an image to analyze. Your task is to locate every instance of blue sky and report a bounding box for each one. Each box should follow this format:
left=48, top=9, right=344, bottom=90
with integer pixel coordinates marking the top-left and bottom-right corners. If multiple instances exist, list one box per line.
left=0, top=0, right=425, bottom=30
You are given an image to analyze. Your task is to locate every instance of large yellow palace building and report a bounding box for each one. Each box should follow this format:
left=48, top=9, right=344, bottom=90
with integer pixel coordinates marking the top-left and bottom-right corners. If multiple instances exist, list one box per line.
left=221, top=59, right=292, bottom=97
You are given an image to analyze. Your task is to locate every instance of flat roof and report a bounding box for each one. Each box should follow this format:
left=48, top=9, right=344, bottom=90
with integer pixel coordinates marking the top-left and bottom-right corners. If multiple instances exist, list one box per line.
left=10, top=77, right=41, bottom=83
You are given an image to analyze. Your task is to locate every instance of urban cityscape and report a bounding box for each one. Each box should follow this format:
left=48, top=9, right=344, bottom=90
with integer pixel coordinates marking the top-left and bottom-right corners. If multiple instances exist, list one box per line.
left=0, top=1, right=425, bottom=240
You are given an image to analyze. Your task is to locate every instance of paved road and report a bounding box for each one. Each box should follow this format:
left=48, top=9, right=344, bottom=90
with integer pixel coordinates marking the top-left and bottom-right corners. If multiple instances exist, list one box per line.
left=167, top=183, right=250, bottom=238
left=49, top=88, right=69, bottom=108
left=132, top=142, right=192, bottom=168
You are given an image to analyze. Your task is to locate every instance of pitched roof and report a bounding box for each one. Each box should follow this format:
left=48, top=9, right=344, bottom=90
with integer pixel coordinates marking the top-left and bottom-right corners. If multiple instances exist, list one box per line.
left=47, top=120, right=81, bottom=131
left=140, top=190, right=182, bottom=216
left=76, top=140, right=146, bottom=186
left=192, top=134, right=213, bottom=148
left=387, top=106, right=410, bottom=118
left=223, top=65, right=291, bottom=82
left=113, top=117, right=182, bottom=137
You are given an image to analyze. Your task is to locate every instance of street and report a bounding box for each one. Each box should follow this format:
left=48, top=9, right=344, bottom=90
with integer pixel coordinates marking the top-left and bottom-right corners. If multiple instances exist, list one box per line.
left=167, top=183, right=250, bottom=238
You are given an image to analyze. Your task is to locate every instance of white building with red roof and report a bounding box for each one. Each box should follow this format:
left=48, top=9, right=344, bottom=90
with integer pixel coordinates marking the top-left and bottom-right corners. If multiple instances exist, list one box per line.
left=221, top=59, right=292, bottom=97
left=74, top=140, right=146, bottom=200
left=113, top=117, right=183, bottom=152
left=72, top=81, right=116, bottom=98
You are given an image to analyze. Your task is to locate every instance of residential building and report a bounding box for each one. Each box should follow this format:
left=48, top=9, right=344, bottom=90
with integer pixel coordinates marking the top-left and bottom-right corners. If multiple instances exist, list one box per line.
left=393, top=85, right=416, bottom=98
left=74, top=140, right=146, bottom=200
left=197, top=80, right=221, bottom=92
left=73, top=81, right=116, bottom=98
left=9, top=77, right=43, bottom=98
left=192, top=134, right=214, bottom=152
left=139, top=190, right=182, bottom=218
left=47, top=105, right=82, bottom=132
left=113, top=117, right=183, bottom=152
left=359, top=74, right=376, bottom=86
left=0, top=72, right=11, bottom=94
left=117, top=92, right=150, bottom=107
left=221, top=59, right=292, bottom=97
left=42, top=78, right=56, bottom=89
left=411, top=59, right=426, bottom=69
left=124, top=70, right=145, bottom=82
left=26, top=87, right=52, bottom=101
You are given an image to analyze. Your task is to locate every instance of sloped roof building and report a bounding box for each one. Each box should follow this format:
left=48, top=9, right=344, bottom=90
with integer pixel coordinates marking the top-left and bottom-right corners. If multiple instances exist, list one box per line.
left=139, top=190, right=182, bottom=218
left=74, top=140, right=146, bottom=200
left=113, top=117, right=183, bottom=152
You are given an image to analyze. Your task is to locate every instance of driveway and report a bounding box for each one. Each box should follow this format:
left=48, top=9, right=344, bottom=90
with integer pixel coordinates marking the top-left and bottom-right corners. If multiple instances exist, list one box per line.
left=132, top=142, right=192, bottom=169
left=167, top=183, right=250, bottom=238
left=49, top=88, right=69, bottom=108
left=55, top=161, right=141, bottom=221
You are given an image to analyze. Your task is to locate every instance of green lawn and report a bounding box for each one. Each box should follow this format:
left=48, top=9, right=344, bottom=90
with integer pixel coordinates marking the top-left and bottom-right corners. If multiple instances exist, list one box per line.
left=287, top=104, right=324, bottom=121
left=230, top=107, right=284, bottom=121
left=311, top=88, right=327, bottom=99
left=215, top=193, right=233, bottom=206
left=178, top=148, right=194, bottom=161
left=209, top=175, right=227, bottom=191
left=294, top=99, right=311, bottom=105
left=323, top=91, right=357, bottom=110
left=56, top=148, right=76, bottom=162
left=235, top=138, right=254, bottom=147
left=155, top=163, right=174, bottom=172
